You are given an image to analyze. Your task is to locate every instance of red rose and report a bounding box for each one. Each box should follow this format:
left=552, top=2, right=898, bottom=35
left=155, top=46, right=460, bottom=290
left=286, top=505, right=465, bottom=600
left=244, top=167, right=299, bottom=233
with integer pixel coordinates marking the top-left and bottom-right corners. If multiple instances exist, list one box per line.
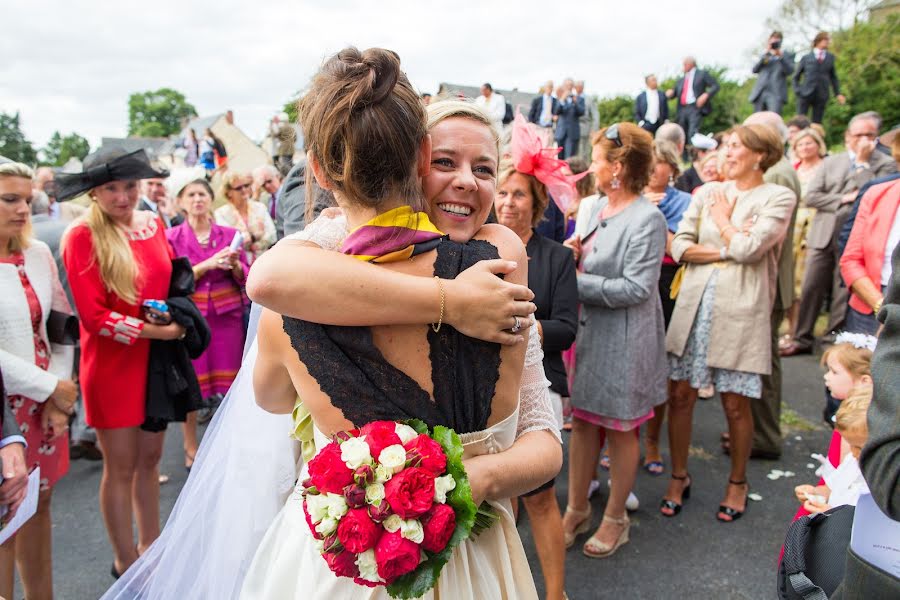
left=307, top=442, right=354, bottom=494
left=323, top=549, right=359, bottom=579
left=302, top=501, right=323, bottom=540
left=404, top=435, right=447, bottom=476
left=420, top=504, right=456, bottom=553
left=384, top=467, right=436, bottom=519
left=374, top=531, right=421, bottom=584
left=360, top=421, right=403, bottom=461
left=353, top=577, right=380, bottom=588
left=337, top=508, right=381, bottom=553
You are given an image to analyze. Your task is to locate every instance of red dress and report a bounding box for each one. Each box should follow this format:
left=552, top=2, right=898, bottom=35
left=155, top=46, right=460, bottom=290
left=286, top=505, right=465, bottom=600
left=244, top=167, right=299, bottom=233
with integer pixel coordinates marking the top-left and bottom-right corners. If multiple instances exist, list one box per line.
left=63, top=216, right=173, bottom=429
left=0, top=252, right=69, bottom=491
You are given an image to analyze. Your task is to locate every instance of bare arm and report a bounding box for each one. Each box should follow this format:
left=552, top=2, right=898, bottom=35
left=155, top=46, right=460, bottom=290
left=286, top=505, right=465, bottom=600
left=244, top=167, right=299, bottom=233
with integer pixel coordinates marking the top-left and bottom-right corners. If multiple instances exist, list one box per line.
left=465, top=430, right=562, bottom=504
left=253, top=308, right=299, bottom=415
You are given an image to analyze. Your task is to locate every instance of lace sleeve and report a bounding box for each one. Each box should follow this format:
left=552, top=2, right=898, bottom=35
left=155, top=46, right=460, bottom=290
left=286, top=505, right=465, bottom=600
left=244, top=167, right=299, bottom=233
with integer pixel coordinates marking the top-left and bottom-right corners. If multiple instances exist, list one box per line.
left=283, top=210, right=348, bottom=251
left=517, top=320, right=562, bottom=443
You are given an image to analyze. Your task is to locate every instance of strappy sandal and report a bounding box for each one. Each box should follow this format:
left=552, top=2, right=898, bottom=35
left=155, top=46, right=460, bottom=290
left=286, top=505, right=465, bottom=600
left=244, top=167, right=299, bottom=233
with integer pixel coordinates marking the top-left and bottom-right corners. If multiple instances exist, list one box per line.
left=643, top=459, right=665, bottom=475
left=659, top=473, right=691, bottom=517
left=583, top=513, right=630, bottom=559
left=563, top=505, right=593, bottom=549
left=717, top=479, right=749, bottom=523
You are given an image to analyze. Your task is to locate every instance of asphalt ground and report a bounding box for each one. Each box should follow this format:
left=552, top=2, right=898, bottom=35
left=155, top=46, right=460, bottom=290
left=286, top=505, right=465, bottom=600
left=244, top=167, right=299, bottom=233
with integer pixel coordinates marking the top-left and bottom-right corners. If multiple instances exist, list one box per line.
left=36, top=351, right=829, bottom=600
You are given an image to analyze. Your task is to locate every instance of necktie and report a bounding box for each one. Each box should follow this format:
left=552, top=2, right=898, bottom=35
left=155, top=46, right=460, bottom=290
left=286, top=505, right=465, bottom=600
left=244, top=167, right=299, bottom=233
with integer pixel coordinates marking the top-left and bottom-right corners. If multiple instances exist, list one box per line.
left=817, top=51, right=824, bottom=64
left=680, top=75, right=690, bottom=105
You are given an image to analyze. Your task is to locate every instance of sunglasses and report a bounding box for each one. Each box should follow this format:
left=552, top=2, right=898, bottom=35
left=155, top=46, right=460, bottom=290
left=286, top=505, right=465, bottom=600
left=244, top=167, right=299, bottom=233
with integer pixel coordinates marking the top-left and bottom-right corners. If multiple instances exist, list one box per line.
left=230, top=183, right=252, bottom=192
left=605, top=123, right=623, bottom=147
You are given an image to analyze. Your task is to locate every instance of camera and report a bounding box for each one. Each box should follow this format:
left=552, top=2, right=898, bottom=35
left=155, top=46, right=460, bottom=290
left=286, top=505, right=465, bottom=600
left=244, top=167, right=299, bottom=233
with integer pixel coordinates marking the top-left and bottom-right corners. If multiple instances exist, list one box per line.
left=771, top=40, right=782, bottom=50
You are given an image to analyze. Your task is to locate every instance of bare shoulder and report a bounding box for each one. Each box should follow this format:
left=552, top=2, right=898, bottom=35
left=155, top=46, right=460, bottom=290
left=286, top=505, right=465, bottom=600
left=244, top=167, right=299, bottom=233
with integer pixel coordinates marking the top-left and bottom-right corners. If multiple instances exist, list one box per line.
left=474, top=223, right=527, bottom=262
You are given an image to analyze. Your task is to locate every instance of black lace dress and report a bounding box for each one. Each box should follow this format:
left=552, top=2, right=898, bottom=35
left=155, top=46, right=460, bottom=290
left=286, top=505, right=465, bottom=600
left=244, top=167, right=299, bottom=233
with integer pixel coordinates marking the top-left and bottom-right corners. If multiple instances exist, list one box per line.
left=281, top=239, right=501, bottom=434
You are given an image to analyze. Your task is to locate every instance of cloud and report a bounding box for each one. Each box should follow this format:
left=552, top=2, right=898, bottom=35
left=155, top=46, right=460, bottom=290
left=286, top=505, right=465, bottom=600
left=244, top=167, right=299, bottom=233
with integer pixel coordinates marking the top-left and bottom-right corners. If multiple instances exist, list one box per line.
left=2, top=0, right=782, bottom=150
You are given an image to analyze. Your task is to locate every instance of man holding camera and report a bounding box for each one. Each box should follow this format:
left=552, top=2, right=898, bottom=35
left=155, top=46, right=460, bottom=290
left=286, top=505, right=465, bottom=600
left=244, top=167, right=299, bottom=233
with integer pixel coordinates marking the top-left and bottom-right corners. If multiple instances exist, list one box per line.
left=749, top=31, right=795, bottom=115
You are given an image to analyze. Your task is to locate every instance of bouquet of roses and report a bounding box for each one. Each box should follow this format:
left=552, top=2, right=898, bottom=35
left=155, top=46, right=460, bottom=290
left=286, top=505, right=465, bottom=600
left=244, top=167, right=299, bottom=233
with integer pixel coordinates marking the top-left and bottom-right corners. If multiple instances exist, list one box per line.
left=299, top=419, right=496, bottom=598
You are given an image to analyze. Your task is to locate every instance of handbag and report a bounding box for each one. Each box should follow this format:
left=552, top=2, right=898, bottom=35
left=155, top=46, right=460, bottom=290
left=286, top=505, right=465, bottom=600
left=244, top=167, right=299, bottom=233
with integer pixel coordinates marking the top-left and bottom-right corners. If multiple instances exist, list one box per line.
left=777, top=505, right=855, bottom=600
left=46, top=310, right=79, bottom=345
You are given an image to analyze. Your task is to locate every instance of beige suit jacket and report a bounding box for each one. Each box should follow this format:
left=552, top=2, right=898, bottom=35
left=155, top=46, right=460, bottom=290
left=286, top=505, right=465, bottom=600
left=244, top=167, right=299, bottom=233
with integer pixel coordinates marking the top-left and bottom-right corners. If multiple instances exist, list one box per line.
left=59, top=202, right=87, bottom=222
left=666, top=181, right=797, bottom=375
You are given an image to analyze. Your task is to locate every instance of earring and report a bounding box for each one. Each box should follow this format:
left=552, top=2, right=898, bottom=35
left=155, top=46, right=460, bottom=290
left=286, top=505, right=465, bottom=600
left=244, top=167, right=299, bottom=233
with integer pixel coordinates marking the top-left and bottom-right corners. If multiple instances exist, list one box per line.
left=753, top=162, right=760, bottom=171
left=668, top=175, right=675, bottom=186
left=611, top=174, right=621, bottom=190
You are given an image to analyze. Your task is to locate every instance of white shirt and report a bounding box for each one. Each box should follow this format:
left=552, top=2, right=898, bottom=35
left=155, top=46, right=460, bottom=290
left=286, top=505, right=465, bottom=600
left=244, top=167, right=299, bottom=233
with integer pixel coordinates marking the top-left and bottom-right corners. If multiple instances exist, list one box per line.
left=475, top=92, right=506, bottom=130
left=815, top=49, right=826, bottom=62
left=682, top=68, right=697, bottom=104
left=539, top=94, right=553, bottom=127
left=883, top=208, right=900, bottom=286
left=644, top=89, right=660, bottom=124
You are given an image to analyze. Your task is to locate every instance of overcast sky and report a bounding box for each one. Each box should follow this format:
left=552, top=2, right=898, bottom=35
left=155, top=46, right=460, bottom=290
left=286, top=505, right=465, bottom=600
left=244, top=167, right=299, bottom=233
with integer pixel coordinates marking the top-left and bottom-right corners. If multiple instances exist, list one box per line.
left=3, top=0, right=785, bottom=151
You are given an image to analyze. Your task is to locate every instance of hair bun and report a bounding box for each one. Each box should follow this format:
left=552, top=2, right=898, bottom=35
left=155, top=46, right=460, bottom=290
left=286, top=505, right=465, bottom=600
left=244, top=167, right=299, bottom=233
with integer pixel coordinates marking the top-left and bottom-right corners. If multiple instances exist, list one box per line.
left=335, top=47, right=401, bottom=109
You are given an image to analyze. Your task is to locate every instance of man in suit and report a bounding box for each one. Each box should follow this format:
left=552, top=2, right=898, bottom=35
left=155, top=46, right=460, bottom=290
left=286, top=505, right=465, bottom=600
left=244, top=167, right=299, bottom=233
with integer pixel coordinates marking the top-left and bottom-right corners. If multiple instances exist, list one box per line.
left=793, top=31, right=846, bottom=124
left=528, top=80, right=560, bottom=148
left=635, top=74, right=669, bottom=135
left=575, top=80, right=599, bottom=162
left=34, top=166, right=85, bottom=223
left=0, top=370, right=29, bottom=521
left=554, top=78, right=585, bottom=159
left=475, top=83, right=507, bottom=135
left=140, top=177, right=183, bottom=228
left=749, top=31, right=795, bottom=114
left=782, top=112, right=898, bottom=356
left=666, top=56, right=719, bottom=152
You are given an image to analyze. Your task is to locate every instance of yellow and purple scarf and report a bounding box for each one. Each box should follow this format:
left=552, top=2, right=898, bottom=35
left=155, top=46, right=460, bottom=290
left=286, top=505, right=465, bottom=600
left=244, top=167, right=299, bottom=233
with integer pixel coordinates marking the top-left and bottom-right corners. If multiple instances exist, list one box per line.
left=340, top=205, right=444, bottom=263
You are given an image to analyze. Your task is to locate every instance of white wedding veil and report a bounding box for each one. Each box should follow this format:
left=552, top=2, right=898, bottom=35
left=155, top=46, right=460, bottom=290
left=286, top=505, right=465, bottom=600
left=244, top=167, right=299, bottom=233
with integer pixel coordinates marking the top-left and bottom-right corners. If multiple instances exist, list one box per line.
left=102, top=304, right=301, bottom=599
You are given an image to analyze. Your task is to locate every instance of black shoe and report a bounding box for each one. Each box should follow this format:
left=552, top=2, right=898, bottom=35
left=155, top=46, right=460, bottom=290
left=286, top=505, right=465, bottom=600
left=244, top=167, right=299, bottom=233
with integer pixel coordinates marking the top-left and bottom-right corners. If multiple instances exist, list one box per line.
left=659, top=473, right=691, bottom=517
left=716, top=479, right=749, bottom=523
left=111, top=563, right=122, bottom=579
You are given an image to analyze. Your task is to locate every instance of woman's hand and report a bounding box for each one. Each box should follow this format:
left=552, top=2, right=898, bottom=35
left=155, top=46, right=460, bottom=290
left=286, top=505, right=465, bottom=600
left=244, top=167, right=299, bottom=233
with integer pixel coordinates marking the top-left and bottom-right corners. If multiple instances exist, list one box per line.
left=707, top=187, right=735, bottom=231
left=463, top=457, right=488, bottom=506
left=644, top=191, right=665, bottom=206
left=444, top=259, right=536, bottom=345
left=803, top=498, right=831, bottom=514
left=41, top=402, right=69, bottom=439
left=165, top=322, right=187, bottom=340
left=50, top=379, right=78, bottom=413
left=794, top=484, right=816, bottom=503
left=564, top=234, right=582, bottom=263
left=0, top=443, right=28, bottom=522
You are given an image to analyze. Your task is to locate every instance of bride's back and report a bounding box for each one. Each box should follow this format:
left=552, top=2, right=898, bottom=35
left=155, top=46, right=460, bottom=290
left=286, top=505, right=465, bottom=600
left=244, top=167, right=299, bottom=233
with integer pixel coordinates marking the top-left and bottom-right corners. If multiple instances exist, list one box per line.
left=254, top=47, right=526, bottom=437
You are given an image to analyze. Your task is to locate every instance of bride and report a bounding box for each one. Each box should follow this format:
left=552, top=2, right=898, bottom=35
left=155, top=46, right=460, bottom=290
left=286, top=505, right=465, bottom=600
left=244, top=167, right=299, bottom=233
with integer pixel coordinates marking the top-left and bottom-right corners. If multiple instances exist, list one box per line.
left=104, top=49, right=559, bottom=600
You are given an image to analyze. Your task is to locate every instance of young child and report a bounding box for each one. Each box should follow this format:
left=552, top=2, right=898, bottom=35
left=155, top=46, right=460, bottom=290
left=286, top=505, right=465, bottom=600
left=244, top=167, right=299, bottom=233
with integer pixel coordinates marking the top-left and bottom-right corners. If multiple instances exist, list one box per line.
left=794, top=386, right=871, bottom=513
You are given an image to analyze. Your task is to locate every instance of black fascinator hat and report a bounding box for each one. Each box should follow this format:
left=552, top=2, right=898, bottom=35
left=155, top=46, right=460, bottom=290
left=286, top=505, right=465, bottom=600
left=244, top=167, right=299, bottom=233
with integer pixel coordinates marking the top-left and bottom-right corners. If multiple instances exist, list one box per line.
left=56, top=148, right=169, bottom=201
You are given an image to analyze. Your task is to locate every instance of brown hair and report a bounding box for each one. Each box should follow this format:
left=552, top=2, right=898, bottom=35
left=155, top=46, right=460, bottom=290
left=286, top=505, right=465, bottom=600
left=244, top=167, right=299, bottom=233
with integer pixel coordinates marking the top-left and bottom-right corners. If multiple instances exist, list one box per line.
left=813, top=31, right=830, bottom=47
left=821, top=343, right=873, bottom=380
left=497, top=160, right=549, bottom=228
left=653, top=140, right=681, bottom=178
left=591, top=123, right=654, bottom=194
left=731, top=124, right=784, bottom=172
left=298, top=47, right=426, bottom=210
left=566, top=156, right=595, bottom=198
left=179, top=178, right=215, bottom=201
left=835, top=385, right=871, bottom=436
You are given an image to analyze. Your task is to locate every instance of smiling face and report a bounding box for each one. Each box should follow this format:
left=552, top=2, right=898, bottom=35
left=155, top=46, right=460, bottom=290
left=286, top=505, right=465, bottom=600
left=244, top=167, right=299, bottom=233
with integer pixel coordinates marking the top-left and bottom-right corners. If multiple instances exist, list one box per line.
left=92, top=179, right=140, bottom=222
left=227, top=175, right=253, bottom=204
left=422, top=117, right=498, bottom=242
left=179, top=182, right=213, bottom=218
left=724, top=133, right=762, bottom=180
left=494, top=172, right=536, bottom=240
left=794, top=135, right=821, bottom=161
left=648, top=159, right=673, bottom=192
left=0, top=176, right=32, bottom=248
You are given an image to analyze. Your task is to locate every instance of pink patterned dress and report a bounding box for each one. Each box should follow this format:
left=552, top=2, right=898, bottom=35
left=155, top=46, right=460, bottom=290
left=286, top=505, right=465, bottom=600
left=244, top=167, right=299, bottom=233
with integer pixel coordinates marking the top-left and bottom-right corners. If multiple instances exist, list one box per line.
left=1, top=252, right=69, bottom=491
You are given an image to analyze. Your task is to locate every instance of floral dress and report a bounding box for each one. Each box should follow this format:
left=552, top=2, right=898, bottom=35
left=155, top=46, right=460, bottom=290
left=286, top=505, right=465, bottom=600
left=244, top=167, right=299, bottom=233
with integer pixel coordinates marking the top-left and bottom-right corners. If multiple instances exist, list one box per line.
left=214, top=201, right=276, bottom=264
left=1, top=252, right=69, bottom=491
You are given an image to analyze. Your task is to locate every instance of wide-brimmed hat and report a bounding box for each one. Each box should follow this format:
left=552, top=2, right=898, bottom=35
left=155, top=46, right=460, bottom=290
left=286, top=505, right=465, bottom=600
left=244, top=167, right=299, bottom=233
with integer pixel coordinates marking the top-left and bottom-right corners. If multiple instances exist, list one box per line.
left=165, top=166, right=208, bottom=199
left=56, top=148, right=169, bottom=201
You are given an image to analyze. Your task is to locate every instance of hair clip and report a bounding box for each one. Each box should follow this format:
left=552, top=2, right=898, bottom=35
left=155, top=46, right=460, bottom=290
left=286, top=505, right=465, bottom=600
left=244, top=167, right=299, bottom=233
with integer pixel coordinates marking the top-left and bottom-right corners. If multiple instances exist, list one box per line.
left=834, top=331, right=877, bottom=352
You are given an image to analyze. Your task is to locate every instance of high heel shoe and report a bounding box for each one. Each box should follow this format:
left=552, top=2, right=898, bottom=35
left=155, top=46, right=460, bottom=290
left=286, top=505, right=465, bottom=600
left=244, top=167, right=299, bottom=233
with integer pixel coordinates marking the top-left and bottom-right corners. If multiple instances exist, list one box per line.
left=583, top=514, right=630, bottom=558
left=563, top=505, right=593, bottom=549
left=717, top=479, right=749, bottom=523
left=659, top=473, right=692, bottom=517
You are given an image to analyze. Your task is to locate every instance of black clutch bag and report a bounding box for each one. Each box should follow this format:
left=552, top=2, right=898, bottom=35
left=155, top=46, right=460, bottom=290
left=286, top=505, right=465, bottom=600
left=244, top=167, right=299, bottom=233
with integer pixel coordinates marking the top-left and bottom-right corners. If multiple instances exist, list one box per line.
left=46, top=310, right=79, bottom=345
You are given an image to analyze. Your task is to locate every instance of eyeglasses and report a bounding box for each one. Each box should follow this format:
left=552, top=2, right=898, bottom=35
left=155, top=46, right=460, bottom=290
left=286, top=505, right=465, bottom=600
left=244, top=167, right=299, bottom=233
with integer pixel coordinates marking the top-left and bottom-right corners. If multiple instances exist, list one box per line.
left=605, top=123, right=623, bottom=147
left=230, top=183, right=252, bottom=192
left=262, top=179, right=275, bottom=186
left=849, top=132, right=877, bottom=139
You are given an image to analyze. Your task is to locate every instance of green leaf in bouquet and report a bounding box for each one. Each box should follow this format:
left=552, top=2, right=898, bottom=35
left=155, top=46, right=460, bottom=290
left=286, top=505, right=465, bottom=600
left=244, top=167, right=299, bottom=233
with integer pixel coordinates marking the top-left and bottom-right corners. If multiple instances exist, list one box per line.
left=403, top=419, right=429, bottom=436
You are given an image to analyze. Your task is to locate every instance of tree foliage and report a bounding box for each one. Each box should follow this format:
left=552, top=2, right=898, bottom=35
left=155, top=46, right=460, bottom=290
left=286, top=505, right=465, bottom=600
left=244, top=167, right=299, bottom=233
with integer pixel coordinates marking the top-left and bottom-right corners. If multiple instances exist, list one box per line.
left=765, top=0, right=879, bottom=49
left=0, top=112, right=38, bottom=165
left=42, top=131, right=90, bottom=166
left=128, top=88, right=197, bottom=137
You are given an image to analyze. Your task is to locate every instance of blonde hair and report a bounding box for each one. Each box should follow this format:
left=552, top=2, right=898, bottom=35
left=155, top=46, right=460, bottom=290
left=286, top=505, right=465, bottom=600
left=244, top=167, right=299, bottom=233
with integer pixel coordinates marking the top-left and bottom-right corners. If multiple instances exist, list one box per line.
left=0, top=161, right=35, bottom=252
left=835, top=385, right=871, bottom=437
left=821, top=343, right=873, bottom=380
left=219, top=171, right=252, bottom=205
left=792, top=128, right=827, bottom=158
left=83, top=199, right=139, bottom=305
left=425, top=98, right=501, bottom=159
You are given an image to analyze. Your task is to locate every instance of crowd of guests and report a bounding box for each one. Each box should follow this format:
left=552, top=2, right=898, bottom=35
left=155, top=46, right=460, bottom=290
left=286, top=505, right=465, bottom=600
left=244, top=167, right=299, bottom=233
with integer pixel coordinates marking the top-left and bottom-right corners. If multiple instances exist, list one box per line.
left=0, top=36, right=897, bottom=597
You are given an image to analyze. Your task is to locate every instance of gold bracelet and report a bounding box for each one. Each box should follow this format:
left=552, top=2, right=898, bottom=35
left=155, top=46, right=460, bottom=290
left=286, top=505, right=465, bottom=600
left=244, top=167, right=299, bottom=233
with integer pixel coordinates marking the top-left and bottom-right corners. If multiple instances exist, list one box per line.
left=432, top=276, right=444, bottom=333
left=874, top=298, right=883, bottom=315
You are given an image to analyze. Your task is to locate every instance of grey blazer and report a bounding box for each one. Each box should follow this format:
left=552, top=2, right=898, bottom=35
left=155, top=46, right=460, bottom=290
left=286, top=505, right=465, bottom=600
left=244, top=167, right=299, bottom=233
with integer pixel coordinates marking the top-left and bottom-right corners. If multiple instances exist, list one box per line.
left=805, top=151, right=897, bottom=250
left=749, top=51, right=794, bottom=104
left=571, top=197, right=667, bottom=420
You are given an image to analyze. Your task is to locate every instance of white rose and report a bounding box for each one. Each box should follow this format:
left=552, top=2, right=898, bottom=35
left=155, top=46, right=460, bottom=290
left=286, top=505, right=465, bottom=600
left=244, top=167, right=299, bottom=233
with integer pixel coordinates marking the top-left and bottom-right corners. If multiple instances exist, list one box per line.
left=315, top=516, right=338, bottom=537
left=356, top=549, right=382, bottom=584
left=375, top=464, right=394, bottom=483
left=340, top=437, right=372, bottom=469
left=379, top=444, right=408, bottom=474
left=305, top=494, right=329, bottom=523
left=433, top=474, right=457, bottom=504
left=400, top=518, right=424, bottom=544
left=323, top=493, right=349, bottom=520
left=365, top=482, right=385, bottom=506
left=394, top=423, right=418, bottom=445
left=312, top=537, right=325, bottom=553
left=383, top=514, right=404, bottom=533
